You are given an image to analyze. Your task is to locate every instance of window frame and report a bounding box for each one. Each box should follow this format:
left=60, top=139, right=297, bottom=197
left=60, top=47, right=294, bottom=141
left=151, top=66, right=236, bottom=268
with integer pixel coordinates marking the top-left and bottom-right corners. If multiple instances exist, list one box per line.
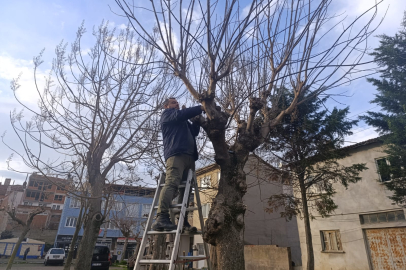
left=375, top=157, right=392, bottom=182
left=202, top=203, right=211, bottom=218
left=70, top=198, right=81, bottom=208
left=142, top=204, right=151, bottom=217
left=65, top=217, right=77, bottom=227
left=320, top=230, right=343, bottom=252
left=200, top=175, right=212, bottom=189
left=126, top=203, right=140, bottom=217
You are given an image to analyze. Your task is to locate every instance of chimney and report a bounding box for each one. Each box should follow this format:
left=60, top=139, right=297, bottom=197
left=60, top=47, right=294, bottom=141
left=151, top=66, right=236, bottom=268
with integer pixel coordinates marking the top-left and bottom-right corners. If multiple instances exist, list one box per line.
left=4, top=178, right=11, bottom=186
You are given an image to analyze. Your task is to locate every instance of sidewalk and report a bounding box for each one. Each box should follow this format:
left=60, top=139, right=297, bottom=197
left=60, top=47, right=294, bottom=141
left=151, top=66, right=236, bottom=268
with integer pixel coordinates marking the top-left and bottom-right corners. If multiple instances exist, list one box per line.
left=0, top=257, right=44, bottom=264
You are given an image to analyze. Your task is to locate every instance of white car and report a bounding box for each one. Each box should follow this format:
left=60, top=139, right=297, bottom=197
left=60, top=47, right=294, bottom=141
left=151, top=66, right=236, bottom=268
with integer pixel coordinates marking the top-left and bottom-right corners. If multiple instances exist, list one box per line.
left=44, top=248, right=65, bottom=266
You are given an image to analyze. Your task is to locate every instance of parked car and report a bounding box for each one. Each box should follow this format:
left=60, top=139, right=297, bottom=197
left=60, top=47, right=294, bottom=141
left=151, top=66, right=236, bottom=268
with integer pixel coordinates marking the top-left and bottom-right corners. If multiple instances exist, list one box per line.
left=91, top=245, right=111, bottom=270
left=44, top=248, right=65, bottom=266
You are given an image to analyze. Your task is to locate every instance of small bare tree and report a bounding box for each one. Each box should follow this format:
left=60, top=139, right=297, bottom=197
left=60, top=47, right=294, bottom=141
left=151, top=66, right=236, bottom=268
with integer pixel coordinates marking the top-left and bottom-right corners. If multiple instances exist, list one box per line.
left=115, top=0, right=381, bottom=269
left=3, top=21, right=179, bottom=269
left=0, top=206, right=45, bottom=270
left=64, top=196, right=88, bottom=270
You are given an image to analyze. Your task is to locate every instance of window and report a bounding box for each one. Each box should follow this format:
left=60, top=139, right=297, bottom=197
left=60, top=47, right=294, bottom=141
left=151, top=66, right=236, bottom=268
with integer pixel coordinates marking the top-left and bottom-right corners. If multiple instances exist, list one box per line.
left=142, top=204, right=151, bottom=217
left=113, top=201, right=123, bottom=211
left=107, top=221, right=118, bottom=230
left=54, top=195, right=63, bottom=201
left=70, top=198, right=81, bottom=208
left=26, top=190, right=38, bottom=198
left=24, top=202, right=29, bottom=205
left=202, top=203, right=211, bottom=218
left=65, top=217, right=77, bottom=227
left=101, top=200, right=106, bottom=210
left=200, top=175, right=211, bottom=189
left=52, top=205, right=61, bottom=210
left=376, top=158, right=391, bottom=182
left=56, top=205, right=60, bottom=210
left=57, top=185, right=65, bottom=191
left=52, top=205, right=56, bottom=210
left=197, top=243, right=205, bottom=255
left=126, top=204, right=140, bottom=217
left=360, top=210, right=405, bottom=224
left=321, top=230, right=342, bottom=252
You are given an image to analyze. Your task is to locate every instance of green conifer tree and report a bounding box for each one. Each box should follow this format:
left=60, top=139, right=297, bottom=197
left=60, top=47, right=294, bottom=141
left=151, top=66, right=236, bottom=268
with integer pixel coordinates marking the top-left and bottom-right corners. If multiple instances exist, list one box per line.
left=264, top=93, right=367, bottom=270
left=361, top=12, right=406, bottom=205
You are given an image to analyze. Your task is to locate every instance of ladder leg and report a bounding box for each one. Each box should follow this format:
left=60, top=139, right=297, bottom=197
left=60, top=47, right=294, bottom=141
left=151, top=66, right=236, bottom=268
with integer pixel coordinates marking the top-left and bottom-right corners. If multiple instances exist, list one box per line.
left=168, top=169, right=193, bottom=270
left=193, top=171, right=211, bottom=270
left=134, top=174, right=165, bottom=270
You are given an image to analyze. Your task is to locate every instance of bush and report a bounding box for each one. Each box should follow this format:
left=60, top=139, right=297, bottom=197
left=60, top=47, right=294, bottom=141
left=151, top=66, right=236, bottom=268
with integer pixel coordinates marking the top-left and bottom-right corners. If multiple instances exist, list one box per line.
left=0, top=230, right=14, bottom=239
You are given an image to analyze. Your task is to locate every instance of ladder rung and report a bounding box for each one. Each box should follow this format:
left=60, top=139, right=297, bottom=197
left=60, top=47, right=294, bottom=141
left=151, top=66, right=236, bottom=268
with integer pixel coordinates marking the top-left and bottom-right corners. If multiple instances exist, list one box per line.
left=146, top=230, right=203, bottom=235
left=172, top=207, right=198, bottom=213
left=153, top=204, right=198, bottom=211
left=178, top=255, right=207, bottom=260
left=147, top=229, right=178, bottom=234
left=139, top=259, right=171, bottom=264
left=160, top=183, right=187, bottom=188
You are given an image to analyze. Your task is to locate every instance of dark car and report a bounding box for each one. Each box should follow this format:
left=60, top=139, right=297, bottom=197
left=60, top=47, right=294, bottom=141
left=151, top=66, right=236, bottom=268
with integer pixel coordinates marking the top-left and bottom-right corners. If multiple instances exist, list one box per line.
left=91, top=245, right=111, bottom=270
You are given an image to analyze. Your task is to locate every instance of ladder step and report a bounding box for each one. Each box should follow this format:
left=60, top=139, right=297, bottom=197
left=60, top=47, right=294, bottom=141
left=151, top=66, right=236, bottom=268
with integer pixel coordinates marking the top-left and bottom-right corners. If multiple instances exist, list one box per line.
left=146, top=230, right=203, bottom=235
left=139, top=259, right=171, bottom=264
left=178, top=255, right=207, bottom=260
left=153, top=204, right=198, bottom=211
left=160, top=183, right=187, bottom=188
left=172, top=207, right=198, bottom=213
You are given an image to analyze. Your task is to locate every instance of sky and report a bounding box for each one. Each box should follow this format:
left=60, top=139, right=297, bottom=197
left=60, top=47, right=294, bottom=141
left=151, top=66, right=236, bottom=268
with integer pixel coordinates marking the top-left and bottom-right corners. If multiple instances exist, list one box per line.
left=0, top=0, right=405, bottom=184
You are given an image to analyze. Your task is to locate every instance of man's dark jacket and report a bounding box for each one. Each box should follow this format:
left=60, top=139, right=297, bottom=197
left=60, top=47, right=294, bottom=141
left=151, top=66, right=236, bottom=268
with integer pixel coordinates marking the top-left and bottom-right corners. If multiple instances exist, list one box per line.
left=161, top=106, right=202, bottom=161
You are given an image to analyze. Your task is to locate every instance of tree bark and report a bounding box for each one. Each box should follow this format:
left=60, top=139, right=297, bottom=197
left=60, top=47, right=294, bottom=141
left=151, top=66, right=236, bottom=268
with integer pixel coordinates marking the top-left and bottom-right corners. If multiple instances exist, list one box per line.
left=121, top=236, right=129, bottom=262
left=6, top=225, right=30, bottom=270
left=64, top=203, right=84, bottom=270
left=203, top=158, right=248, bottom=270
left=149, top=234, right=166, bottom=270
left=74, top=174, right=104, bottom=270
left=299, top=179, right=314, bottom=270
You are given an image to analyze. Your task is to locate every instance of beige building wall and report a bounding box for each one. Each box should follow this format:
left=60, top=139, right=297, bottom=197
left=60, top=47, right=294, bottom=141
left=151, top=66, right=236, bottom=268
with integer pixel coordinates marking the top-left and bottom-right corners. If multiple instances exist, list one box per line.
left=296, top=141, right=406, bottom=270
left=193, top=157, right=302, bottom=268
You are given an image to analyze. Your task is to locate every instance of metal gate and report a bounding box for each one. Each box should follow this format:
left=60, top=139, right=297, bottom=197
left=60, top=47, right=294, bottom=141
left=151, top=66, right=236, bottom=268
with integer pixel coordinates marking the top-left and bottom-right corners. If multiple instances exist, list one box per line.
left=365, top=227, right=406, bottom=270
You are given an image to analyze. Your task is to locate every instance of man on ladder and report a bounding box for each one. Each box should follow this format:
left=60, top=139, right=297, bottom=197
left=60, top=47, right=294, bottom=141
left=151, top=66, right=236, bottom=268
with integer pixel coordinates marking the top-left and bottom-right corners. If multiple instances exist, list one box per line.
left=152, top=97, right=204, bottom=232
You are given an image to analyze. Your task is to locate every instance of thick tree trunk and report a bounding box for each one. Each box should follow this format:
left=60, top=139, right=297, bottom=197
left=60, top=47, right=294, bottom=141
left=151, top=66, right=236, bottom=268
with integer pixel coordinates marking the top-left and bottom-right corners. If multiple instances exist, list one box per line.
left=204, top=159, right=247, bottom=270
left=64, top=203, right=84, bottom=270
left=121, top=236, right=129, bottom=262
left=74, top=174, right=104, bottom=270
left=6, top=225, right=30, bottom=270
left=149, top=234, right=166, bottom=270
left=299, top=180, right=314, bottom=270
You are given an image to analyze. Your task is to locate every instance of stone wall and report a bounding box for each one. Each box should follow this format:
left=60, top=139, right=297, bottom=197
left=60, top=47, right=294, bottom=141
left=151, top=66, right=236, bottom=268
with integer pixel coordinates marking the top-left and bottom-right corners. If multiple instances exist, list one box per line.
left=245, top=245, right=292, bottom=270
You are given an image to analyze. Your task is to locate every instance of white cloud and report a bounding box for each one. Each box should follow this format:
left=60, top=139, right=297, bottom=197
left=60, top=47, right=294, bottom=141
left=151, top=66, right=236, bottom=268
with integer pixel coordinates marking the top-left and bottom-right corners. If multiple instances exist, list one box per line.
left=0, top=53, right=49, bottom=106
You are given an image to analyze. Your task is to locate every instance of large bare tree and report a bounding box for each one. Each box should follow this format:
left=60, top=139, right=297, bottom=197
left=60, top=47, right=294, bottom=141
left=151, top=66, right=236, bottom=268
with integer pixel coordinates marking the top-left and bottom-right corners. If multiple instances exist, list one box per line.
left=3, top=22, right=179, bottom=269
left=115, top=1, right=381, bottom=269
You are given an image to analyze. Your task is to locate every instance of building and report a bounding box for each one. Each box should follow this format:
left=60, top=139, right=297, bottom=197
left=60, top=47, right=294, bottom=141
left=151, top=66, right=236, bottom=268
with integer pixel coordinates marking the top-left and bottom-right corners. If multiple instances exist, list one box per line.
left=23, top=173, right=70, bottom=210
left=0, top=179, right=25, bottom=232
left=54, top=184, right=154, bottom=261
left=192, top=155, right=302, bottom=269
left=0, top=238, right=45, bottom=259
left=295, top=138, right=406, bottom=270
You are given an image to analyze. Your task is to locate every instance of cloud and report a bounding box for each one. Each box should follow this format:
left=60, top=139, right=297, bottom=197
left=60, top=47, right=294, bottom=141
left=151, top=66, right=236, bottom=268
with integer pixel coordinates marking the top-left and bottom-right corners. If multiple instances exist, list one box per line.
left=344, top=126, right=379, bottom=145
left=0, top=53, right=50, bottom=106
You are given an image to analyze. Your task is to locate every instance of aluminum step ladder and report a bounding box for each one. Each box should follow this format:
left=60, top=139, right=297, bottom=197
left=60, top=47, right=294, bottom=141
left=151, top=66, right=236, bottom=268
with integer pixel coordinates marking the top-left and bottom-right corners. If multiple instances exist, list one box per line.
left=134, top=169, right=211, bottom=270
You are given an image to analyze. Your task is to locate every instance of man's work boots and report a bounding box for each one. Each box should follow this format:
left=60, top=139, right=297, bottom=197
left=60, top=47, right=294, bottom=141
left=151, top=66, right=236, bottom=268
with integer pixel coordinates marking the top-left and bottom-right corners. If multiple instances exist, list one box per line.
left=183, top=219, right=197, bottom=233
left=152, top=213, right=177, bottom=231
